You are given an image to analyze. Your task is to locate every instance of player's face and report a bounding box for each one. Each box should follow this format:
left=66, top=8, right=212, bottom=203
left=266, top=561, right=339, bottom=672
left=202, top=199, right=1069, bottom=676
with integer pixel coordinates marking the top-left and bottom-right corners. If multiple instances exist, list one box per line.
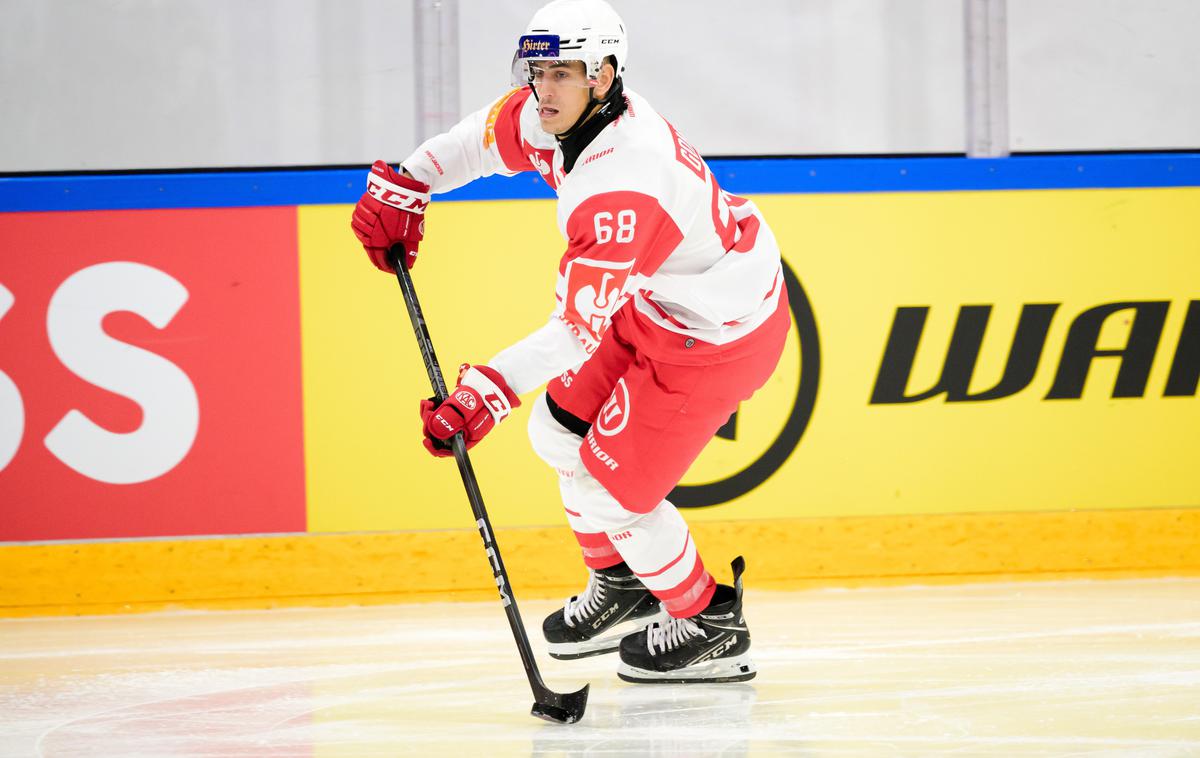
left=530, top=61, right=593, bottom=135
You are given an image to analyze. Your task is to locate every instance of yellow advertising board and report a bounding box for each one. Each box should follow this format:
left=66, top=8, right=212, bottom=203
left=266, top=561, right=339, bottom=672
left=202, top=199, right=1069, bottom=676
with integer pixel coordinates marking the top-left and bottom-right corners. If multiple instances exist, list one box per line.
left=4, top=162, right=1197, bottom=617
left=299, top=186, right=1200, bottom=534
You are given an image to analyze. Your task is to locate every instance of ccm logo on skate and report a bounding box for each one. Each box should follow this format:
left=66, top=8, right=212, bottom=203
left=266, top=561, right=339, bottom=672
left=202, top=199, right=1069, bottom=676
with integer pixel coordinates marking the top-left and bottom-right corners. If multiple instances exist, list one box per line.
left=592, top=603, right=620, bottom=629
left=694, top=634, right=739, bottom=663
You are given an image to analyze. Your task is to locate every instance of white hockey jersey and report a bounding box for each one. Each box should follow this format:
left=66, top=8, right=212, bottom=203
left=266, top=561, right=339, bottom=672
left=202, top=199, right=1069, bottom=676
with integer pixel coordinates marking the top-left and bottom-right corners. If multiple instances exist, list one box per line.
left=401, top=87, right=788, bottom=395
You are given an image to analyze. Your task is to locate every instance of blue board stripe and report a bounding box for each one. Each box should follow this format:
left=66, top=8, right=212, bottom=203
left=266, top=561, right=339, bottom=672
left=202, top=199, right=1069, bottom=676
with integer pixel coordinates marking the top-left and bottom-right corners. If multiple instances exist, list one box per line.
left=1, top=153, right=1197, bottom=212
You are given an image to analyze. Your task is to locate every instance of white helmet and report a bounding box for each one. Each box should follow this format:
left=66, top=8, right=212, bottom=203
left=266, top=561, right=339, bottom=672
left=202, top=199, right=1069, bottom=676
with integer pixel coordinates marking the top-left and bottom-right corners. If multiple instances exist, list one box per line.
left=512, top=0, right=628, bottom=86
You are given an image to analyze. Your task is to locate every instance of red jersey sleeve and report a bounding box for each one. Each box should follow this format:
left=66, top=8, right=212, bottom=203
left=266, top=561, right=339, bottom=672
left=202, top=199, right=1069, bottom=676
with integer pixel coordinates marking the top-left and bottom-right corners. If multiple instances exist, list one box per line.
left=483, top=87, right=537, bottom=174
left=555, top=191, right=684, bottom=353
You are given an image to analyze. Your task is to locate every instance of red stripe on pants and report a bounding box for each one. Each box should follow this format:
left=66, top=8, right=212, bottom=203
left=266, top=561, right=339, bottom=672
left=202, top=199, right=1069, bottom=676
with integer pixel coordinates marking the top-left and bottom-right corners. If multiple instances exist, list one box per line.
left=631, top=533, right=690, bottom=579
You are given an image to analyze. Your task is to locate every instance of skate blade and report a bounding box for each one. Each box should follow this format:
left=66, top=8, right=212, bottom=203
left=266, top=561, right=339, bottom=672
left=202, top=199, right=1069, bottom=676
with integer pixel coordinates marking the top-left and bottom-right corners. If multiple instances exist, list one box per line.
left=547, top=610, right=667, bottom=660
left=616, top=652, right=757, bottom=684
left=548, top=643, right=619, bottom=660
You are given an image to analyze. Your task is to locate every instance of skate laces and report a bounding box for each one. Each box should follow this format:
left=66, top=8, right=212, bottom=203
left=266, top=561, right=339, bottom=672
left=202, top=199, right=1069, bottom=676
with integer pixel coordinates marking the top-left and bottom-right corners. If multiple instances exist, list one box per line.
left=646, top=616, right=705, bottom=655
left=563, top=571, right=607, bottom=628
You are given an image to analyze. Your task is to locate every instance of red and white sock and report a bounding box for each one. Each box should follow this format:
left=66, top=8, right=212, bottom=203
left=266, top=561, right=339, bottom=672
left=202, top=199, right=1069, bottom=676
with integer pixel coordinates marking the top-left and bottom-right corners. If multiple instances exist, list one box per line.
left=604, top=501, right=715, bottom=617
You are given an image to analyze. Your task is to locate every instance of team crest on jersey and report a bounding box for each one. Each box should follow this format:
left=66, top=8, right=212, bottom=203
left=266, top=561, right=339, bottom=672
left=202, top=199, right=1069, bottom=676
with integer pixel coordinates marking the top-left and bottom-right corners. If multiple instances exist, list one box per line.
left=523, top=144, right=559, bottom=189
left=561, top=257, right=634, bottom=350
left=595, top=378, right=630, bottom=437
left=529, top=151, right=551, bottom=176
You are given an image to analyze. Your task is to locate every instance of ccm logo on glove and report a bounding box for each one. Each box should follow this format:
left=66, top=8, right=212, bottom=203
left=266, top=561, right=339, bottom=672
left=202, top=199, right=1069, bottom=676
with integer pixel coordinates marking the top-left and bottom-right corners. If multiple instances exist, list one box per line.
left=367, top=172, right=430, bottom=214
left=350, top=160, right=432, bottom=272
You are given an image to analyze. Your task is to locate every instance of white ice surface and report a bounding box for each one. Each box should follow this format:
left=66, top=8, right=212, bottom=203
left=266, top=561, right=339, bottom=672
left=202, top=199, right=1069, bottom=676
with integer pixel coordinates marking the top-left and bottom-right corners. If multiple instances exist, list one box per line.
left=2, top=578, right=1199, bottom=757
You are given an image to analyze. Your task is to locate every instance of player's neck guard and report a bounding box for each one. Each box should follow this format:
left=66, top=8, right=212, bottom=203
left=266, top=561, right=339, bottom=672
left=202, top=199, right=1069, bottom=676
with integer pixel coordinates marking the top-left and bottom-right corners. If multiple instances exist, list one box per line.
left=556, top=77, right=627, bottom=174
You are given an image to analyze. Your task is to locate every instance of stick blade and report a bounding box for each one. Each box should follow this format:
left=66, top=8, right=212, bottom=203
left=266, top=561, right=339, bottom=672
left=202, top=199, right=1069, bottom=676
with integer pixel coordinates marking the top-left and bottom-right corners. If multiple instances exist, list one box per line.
left=530, top=683, right=589, bottom=724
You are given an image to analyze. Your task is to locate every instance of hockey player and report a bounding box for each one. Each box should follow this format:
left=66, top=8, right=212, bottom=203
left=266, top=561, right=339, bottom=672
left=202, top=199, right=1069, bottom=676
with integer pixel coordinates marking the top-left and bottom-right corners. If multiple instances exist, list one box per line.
left=350, top=0, right=788, bottom=683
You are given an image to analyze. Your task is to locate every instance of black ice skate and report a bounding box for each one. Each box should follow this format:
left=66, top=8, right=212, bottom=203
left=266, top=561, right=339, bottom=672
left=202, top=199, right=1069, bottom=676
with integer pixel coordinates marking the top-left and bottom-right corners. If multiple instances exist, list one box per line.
left=543, top=562, right=666, bottom=660
left=616, top=556, right=756, bottom=684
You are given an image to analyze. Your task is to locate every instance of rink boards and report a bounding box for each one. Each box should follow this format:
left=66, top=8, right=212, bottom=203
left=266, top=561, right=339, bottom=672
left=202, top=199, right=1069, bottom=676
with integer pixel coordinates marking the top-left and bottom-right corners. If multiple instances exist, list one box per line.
left=1, top=154, right=1198, bottom=614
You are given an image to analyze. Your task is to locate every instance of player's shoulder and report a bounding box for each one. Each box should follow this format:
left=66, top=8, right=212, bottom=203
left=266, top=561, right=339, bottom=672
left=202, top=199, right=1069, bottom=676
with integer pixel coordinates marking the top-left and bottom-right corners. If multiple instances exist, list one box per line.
left=487, top=85, right=556, bottom=152
left=565, top=92, right=682, bottom=195
left=609, top=90, right=676, bottom=163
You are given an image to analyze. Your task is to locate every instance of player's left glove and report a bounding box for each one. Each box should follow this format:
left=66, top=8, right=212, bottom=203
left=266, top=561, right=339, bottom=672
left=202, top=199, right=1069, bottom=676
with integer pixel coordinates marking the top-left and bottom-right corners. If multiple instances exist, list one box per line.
left=350, top=160, right=432, bottom=272
left=420, top=364, right=521, bottom=457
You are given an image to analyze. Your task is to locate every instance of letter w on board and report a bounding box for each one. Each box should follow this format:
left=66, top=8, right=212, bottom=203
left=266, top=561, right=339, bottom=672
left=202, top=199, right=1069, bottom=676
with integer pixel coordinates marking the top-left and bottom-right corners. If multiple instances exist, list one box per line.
left=870, top=300, right=1200, bottom=403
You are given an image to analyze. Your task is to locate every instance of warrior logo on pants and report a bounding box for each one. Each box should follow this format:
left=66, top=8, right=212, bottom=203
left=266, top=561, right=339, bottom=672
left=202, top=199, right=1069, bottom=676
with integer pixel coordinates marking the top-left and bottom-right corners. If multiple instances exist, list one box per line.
left=595, top=378, right=630, bottom=437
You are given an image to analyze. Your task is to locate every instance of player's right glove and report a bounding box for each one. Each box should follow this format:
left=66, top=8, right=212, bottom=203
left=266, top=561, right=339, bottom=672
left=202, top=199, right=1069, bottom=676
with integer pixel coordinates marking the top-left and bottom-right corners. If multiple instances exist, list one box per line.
left=420, top=364, right=521, bottom=457
left=350, top=160, right=432, bottom=272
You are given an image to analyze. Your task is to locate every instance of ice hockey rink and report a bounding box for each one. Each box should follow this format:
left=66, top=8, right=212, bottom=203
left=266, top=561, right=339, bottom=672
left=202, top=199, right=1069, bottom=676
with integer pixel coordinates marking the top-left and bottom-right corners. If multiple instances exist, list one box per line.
left=3, top=578, right=1199, bottom=757
left=3, top=1, right=1199, bottom=756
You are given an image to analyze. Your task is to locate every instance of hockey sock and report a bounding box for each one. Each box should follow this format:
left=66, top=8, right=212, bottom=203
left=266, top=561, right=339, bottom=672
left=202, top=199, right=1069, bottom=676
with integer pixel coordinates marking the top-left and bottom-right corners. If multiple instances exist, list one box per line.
left=604, top=501, right=716, bottom=618
left=558, top=475, right=622, bottom=569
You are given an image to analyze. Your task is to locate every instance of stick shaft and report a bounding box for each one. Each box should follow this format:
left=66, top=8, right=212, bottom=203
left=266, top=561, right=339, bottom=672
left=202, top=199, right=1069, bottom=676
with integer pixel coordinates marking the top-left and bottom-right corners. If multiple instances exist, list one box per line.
left=391, top=256, right=551, bottom=696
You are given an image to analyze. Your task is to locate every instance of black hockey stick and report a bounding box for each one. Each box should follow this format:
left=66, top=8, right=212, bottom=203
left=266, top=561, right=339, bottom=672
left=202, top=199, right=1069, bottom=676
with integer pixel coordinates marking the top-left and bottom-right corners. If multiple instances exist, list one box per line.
left=388, top=246, right=589, bottom=725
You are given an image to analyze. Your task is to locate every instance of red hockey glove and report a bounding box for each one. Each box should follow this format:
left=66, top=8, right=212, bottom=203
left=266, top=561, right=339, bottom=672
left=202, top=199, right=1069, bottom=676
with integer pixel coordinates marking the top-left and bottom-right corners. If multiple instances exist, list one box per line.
left=350, top=160, right=431, bottom=272
left=420, top=365, right=521, bottom=457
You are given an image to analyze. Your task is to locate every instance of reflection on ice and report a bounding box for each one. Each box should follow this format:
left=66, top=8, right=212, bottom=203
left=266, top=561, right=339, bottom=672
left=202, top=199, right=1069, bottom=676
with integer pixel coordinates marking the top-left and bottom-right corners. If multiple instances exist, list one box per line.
left=1, top=578, right=1198, bottom=757
left=531, top=684, right=759, bottom=757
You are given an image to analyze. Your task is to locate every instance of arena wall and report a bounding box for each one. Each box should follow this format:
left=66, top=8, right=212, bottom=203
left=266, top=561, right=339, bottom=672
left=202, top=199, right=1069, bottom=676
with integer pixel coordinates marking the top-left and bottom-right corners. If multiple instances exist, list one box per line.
left=1, top=154, right=1198, bottom=616
left=2, top=0, right=1198, bottom=171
